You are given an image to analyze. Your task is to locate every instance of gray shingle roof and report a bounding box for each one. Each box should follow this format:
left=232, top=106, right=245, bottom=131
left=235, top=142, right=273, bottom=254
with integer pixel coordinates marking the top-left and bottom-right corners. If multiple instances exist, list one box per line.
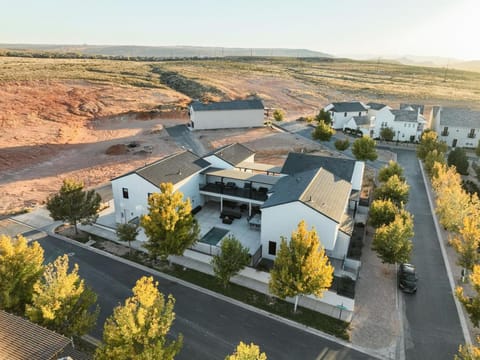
left=281, top=153, right=356, bottom=183
left=113, top=151, right=210, bottom=187
left=366, top=102, right=387, bottom=110
left=191, top=99, right=264, bottom=111
left=262, top=168, right=351, bottom=223
left=353, top=115, right=371, bottom=125
left=0, top=310, right=71, bottom=360
left=400, top=103, right=424, bottom=115
left=330, top=102, right=368, bottom=113
left=439, top=107, right=480, bottom=128
left=206, top=143, right=255, bottom=166
left=391, top=109, right=418, bottom=123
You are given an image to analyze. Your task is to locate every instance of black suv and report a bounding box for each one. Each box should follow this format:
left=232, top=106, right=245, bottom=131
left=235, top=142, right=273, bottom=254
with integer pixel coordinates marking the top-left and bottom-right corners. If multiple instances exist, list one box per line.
left=398, top=263, right=417, bottom=293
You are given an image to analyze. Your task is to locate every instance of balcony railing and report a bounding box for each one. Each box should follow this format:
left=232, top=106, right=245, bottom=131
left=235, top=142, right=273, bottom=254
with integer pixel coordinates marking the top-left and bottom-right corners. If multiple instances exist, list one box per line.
left=441, top=131, right=449, bottom=136
left=200, top=183, right=268, bottom=201
left=468, top=133, right=476, bottom=139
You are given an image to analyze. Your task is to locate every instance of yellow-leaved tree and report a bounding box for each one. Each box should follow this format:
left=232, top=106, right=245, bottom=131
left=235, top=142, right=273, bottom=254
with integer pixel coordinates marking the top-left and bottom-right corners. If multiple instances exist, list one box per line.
left=269, top=220, right=333, bottom=313
left=95, top=276, right=183, bottom=360
left=226, top=342, right=267, bottom=360
left=0, top=235, right=44, bottom=314
left=450, top=216, right=480, bottom=275
left=25, top=254, right=99, bottom=337
left=141, top=182, right=199, bottom=263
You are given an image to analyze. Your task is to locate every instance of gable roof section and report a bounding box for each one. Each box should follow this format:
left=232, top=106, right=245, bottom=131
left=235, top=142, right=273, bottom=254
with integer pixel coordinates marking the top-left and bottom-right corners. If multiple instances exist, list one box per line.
left=205, top=143, right=255, bottom=166
left=0, top=310, right=71, bottom=360
left=439, top=107, right=480, bottom=128
left=400, top=103, right=424, bottom=114
left=366, top=102, right=388, bottom=111
left=353, top=115, right=371, bottom=125
left=330, top=101, right=368, bottom=113
left=113, top=150, right=211, bottom=187
left=281, top=152, right=356, bottom=183
left=191, top=99, right=264, bottom=112
left=391, top=109, right=419, bottom=123
left=262, top=168, right=351, bottom=223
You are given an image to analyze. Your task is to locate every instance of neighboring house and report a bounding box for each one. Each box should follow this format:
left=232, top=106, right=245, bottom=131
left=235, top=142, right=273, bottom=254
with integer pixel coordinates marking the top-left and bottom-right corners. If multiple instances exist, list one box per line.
left=0, top=310, right=87, bottom=360
left=431, top=107, right=480, bottom=148
left=189, top=99, right=265, bottom=130
left=374, top=106, right=426, bottom=141
left=111, top=150, right=211, bottom=224
left=324, top=101, right=369, bottom=130
left=343, top=115, right=375, bottom=136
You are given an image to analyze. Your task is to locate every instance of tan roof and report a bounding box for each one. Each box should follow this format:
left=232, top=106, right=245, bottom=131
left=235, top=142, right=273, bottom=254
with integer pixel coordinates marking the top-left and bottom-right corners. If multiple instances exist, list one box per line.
left=0, top=310, right=71, bottom=360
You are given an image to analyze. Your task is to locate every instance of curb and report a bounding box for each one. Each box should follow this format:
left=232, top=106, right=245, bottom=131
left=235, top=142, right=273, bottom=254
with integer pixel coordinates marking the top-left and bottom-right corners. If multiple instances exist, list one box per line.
left=418, top=160, right=472, bottom=346
left=48, top=231, right=383, bottom=360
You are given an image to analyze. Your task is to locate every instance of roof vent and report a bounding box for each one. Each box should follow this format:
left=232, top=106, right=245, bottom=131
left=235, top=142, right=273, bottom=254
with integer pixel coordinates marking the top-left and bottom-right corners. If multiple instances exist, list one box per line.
left=177, top=170, right=182, bottom=176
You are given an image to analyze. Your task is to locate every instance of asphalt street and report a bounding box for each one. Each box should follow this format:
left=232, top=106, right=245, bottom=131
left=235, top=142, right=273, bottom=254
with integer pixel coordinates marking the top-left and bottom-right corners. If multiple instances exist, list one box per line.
left=396, top=149, right=464, bottom=359
left=37, top=236, right=376, bottom=360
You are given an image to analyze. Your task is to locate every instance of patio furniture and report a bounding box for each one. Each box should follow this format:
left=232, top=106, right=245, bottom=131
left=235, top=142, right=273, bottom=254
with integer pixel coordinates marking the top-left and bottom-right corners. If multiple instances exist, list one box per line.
left=222, top=216, right=233, bottom=225
left=249, top=214, right=261, bottom=230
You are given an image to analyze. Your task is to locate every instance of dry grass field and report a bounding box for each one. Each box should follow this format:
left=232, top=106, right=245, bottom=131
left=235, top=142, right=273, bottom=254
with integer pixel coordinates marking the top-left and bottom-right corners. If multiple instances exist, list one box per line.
left=1, top=55, right=479, bottom=214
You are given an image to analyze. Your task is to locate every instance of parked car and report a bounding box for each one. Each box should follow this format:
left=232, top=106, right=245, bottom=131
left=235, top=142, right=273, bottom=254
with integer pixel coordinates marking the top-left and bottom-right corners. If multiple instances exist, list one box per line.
left=398, top=263, right=417, bottom=293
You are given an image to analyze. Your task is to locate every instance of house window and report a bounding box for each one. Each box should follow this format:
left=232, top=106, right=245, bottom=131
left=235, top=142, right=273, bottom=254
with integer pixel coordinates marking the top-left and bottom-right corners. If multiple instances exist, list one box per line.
left=122, top=188, right=129, bottom=199
left=344, top=112, right=347, bottom=117
left=359, top=112, right=362, bottom=116
left=468, top=129, right=476, bottom=138
left=268, top=241, right=277, bottom=256
left=441, top=127, right=449, bottom=136
left=147, top=192, right=152, bottom=200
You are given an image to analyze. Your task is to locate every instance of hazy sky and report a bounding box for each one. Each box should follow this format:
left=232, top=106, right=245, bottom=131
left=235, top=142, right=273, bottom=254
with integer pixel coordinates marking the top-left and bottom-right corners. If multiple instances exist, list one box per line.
left=1, top=0, right=478, bottom=60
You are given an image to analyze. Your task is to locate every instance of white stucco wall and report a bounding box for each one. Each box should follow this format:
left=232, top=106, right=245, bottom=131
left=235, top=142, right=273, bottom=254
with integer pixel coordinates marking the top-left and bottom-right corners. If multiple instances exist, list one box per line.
left=437, top=125, right=479, bottom=148
left=261, top=202, right=339, bottom=260
left=190, top=108, right=264, bottom=130
left=111, top=172, right=205, bottom=231
left=111, top=174, right=159, bottom=224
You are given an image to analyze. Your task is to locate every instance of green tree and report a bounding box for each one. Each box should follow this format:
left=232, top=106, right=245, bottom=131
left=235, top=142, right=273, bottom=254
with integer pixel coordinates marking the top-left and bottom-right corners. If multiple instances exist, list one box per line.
left=416, top=130, right=447, bottom=160
left=448, top=147, right=470, bottom=175
left=380, top=127, right=395, bottom=141
left=334, top=138, right=350, bottom=151
left=457, top=264, right=480, bottom=327
left=226, top=342, right=267, bottom=360
left=26, top=254, right=99, bottom=337
left=211, top=236, right=250, bottom=288
left=476, top=140, right=480, bottom=157
left=141, top=182, right=200, bottom=263
left=424, top=150, right=446, bottom=178
left=369, top=199, right=398, bottom=228
left=0, top=235, right=44, bottom=314
left=450, top=217, right=480, bottom=275
left=273, top=109, right=285, bottom=121
left=378, top=160, right=405, bottom=182
left=116, top=222, right=139, bottom=254
left=374, top=174, right=410, bottom=206
left=315, top=109, right=332, bottom=125
left=95, top=276, right=183, bottom=360
left=269, top=220, right=333, bottom=313
left=312, top=120, right=335, bottom=141
left=352, top=136, right=378, bottom=161
left=372, top=210, right=414, bottom=264
left=46, top=179, right=101, bottom=234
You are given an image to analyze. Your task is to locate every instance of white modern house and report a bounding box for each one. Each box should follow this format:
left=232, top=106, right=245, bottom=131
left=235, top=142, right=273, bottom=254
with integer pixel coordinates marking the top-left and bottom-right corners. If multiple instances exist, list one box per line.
left=189, top=99, right=265, bottom=130
left=373, top=105, right=426, bottom=142
left=431, top=107, right=480, bottom=148
left=324, top=101, right=369, bottom=130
